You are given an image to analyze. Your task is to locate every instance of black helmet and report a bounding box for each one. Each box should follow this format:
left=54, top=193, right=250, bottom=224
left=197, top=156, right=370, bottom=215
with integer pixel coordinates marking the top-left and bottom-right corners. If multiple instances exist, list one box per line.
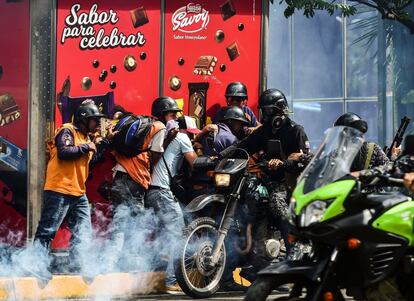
left=258, top=89, right=290, bottom=115
left=151, top=96, right=182, bottom=118
left=334, top=112, right=368, bottom=134
left=222, top=106, right=249, bottom=124
left=74, top=100, right=105, bottom=123
left=225, top=82, right=248, bottom=99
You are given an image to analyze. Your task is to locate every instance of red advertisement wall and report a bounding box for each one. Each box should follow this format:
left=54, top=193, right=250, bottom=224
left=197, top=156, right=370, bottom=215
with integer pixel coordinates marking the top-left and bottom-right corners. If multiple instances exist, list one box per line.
left=0, top=0, right=30, bottom=247
left=55, top=0, right=161, bottom=248
left=54, top=0, right=262, bottom=249
left=163, top=0, right=262, bottom=120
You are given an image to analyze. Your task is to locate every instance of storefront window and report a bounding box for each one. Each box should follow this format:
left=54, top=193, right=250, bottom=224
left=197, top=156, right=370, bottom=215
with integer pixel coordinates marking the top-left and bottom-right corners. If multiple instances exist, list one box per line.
left=268, top=2, right=291, bottom=97
left=292, top=101, right=343, bottom=150
left=347, top=9, right=378, bottom=98
left=293, top=11, right=343, bottom=99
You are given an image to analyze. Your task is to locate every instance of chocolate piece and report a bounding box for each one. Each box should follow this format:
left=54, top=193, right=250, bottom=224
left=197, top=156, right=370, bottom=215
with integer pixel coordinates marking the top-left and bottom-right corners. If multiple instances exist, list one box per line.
left=238, top=23, right=245, bottom=31
left=169, top=75, right=181, bottom=91
left=226, top=42, right=240, bottom=61
left=130, top=7, right=149, bottom=28
left=220, top=0, right=236, bottom=21
left=215, top=30, right=225, bottom=43
left=140, top=52, right=147, bottom=60
left=178, top=58, right=185, bottom=66
left=0, top=65, right=3, bottom=80
left=220, top=64, right=226, bottom=72
left=110, top=65, right=117, bottom=73
left=124, top=55, right=137, bottom=71
left=92, top=60, right=99, bottom=68
left=81, top=77, right=92, bottom=90
left=110, top=81, right=116, bottom=89
left=194, top=56, right=218, bottom=76
left=99, top=74, right=106, bottom=82
left=0, top=94, right=20, bottom=127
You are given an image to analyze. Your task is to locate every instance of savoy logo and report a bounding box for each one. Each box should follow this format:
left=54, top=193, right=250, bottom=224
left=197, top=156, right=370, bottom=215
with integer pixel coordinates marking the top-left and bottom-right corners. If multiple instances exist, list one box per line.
left=172, top=3, right=210, bottom=33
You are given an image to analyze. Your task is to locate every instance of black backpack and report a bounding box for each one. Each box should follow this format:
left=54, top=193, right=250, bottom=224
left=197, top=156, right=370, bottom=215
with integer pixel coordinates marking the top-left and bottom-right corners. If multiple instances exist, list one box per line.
left=112, top=114, right=154, bottom=157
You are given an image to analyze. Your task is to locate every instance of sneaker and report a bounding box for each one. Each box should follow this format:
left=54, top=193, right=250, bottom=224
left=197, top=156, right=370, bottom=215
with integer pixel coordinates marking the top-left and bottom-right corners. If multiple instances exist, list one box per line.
left=220, top=280, right=248, bottom=292
left=166, top=283, right=183, bottom=294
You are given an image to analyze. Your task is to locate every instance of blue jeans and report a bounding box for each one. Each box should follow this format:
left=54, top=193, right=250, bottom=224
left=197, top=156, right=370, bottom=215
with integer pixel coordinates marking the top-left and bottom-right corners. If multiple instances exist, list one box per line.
left=35, top=190, right=92, bottom=270
left=146, top=187, right=184, bottom=285
left=108, top=172, right=147, bottom=271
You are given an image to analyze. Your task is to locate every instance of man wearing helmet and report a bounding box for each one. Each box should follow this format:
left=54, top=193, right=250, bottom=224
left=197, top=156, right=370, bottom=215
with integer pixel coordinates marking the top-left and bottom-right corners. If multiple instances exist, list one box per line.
left=213, top=82, right=260, bottom=133
left=28, top=100, right=104, bottom=280
left=220, top=89, right=310, bottom=260
left=107, top=96, right=180, bottom=271
left=197, top=106, right=250, bottom=155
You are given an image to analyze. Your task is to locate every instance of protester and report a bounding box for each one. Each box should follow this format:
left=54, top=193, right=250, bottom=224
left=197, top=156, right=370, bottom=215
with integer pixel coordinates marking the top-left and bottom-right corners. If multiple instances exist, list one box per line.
left=146, top=116, right=199, bottom=293
left=25, top=100, right=104, bottom=280
left=107, top=96, right=181, bottom=271
left=213, top=82, right=260, bottom=134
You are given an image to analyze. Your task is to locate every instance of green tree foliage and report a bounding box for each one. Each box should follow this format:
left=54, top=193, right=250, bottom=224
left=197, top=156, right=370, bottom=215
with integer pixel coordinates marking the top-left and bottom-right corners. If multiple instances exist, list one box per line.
left=273, top=0, right=414, bottom=33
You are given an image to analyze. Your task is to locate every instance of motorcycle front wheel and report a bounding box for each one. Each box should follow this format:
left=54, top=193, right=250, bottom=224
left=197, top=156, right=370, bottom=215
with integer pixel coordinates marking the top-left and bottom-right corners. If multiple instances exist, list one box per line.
left=174, top=217, right=226, bottom=299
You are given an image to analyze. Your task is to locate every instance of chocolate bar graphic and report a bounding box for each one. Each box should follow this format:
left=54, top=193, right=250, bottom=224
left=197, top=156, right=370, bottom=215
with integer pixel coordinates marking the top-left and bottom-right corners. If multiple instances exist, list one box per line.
left=226, top=42, right=240, bottom=61
left=0, top=94, right=20, bottom=127
left=194, top=56, right=218, bottom=75
left=130, top=7, right=149, bottom=28
left=220, top=0, right=236, bottom=21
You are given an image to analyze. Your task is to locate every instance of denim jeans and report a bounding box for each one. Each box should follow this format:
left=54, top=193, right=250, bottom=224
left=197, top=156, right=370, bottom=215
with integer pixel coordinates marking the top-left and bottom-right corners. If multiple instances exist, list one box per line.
left=146, top=187, right=184, bottom=285
left=34, top=190, right=92, bottom=270
left=108, top=172, right=147, bottom=271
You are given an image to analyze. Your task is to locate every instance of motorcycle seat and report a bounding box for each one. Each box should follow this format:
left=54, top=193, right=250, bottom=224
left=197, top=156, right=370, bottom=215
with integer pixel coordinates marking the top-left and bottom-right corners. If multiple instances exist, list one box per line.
left=365, top=192, right=410, bottom=209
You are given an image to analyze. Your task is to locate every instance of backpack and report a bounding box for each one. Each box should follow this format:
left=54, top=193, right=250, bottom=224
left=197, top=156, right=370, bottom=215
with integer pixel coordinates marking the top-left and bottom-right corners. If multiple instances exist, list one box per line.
left=112, top=114, right=154, bottom=157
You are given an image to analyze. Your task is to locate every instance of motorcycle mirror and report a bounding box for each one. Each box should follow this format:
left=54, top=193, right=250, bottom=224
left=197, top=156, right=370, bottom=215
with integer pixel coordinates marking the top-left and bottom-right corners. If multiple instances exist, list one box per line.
left=403, top=135, right=414, bottom=156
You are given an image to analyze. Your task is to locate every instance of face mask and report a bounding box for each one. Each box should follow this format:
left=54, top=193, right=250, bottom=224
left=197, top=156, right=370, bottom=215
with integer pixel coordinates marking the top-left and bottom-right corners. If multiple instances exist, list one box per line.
left=271, top=114, right=286, bottom=133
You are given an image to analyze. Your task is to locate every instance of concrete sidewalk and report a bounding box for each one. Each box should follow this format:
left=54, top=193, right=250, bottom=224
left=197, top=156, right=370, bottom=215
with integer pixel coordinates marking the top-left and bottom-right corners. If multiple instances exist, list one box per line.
left=0, top=272, right=165, bottom=300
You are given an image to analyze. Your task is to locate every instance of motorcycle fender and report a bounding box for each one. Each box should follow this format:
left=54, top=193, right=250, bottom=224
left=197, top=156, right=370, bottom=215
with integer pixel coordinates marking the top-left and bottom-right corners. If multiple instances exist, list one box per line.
left=185, top=194, right=225, bottom=213
left=257, top=258, right=329, bottom=282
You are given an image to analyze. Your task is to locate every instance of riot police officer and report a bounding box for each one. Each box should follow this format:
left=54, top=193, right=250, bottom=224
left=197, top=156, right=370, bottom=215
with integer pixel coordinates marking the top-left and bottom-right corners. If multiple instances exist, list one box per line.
left=220, top=89, right=310, bottom=258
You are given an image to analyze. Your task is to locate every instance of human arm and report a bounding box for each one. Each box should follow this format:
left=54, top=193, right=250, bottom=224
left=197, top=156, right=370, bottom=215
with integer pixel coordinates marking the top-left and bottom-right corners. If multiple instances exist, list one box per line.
left=55, top=128, right=95, bottom=160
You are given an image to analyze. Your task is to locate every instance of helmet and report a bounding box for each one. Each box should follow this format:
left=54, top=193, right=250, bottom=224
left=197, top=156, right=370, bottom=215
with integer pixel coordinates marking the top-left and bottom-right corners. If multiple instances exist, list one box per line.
left=225, top=82, right=248, bottom=99
left=222, top=106, right=249, bottom=124
left=334, top=112, right=368, bottom=134
left=74, top=100, right=105, bottom=123
left=258, top=89, right=290, bottom=114
left=151, top=96, right=182, bottom=118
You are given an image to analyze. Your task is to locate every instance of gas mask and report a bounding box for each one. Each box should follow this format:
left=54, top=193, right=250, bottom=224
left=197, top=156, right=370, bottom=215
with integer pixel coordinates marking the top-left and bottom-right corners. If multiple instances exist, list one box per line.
left=261, top=107, right=286, bottom=133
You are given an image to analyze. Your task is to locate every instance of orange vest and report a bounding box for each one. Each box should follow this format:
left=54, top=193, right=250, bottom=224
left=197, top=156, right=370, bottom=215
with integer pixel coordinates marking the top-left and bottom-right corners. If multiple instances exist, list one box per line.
left=44, top=123, right=92, bottom=196
left=113, top=121, right=165, bottom=189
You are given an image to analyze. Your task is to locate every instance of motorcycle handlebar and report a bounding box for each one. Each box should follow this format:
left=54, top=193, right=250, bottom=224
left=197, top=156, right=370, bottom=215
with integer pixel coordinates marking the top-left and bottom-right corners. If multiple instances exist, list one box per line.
left=193, top=156, right=219, bottom=170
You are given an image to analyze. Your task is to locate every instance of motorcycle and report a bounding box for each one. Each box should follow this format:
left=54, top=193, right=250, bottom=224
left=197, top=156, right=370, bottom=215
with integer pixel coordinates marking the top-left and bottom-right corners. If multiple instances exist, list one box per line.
left=174, top=147, right=285, bottom=298
left=244, top=126, right=414, bottom=301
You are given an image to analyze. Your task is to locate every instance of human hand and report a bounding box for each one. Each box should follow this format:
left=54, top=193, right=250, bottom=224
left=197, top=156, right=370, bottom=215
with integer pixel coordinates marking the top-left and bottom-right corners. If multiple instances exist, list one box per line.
left=88, top=142, right=97, bottom=153
left=288, top=150, right=304, bottom=162
left=392, top=145, right=402, bottom=157
left=268, top=159, right=283, bottom=170
left=203, top=124, right=218, bottom=133
left=350, top=171, right=360, bottom=178
left=404, top=173, right=414, bottom=192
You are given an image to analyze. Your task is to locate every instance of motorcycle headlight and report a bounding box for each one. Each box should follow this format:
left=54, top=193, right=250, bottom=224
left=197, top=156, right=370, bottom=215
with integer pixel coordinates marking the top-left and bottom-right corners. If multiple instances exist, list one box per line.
left=299, top=200, right=334, bottom=228
left=214, top=173, right=231, bottom=187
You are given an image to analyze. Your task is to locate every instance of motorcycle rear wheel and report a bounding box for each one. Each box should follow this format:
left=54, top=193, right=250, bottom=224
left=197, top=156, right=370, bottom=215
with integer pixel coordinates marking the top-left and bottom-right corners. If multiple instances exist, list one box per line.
left=174, top=217, right=226, bottom=299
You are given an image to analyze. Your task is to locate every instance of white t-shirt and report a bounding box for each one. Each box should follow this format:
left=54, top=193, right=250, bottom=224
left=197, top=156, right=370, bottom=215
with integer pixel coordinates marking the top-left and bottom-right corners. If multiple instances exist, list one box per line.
left=150, top=132, right=194, bottom=189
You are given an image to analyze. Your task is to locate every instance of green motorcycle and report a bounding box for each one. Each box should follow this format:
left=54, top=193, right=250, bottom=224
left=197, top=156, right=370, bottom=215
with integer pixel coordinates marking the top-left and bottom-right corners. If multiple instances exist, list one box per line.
left=244, top=126, right=414, bottom=301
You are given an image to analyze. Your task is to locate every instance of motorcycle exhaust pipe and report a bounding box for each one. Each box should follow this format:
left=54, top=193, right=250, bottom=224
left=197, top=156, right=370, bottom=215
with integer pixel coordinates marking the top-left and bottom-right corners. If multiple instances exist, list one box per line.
left=234, top=223, right=252, bottom=255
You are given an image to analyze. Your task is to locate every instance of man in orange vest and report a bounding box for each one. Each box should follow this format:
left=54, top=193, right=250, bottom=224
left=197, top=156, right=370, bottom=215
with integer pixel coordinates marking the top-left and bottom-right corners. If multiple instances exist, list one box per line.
left=107, top=96, right=181, bottom=272
left=28, top=100, right=104, bottom=280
